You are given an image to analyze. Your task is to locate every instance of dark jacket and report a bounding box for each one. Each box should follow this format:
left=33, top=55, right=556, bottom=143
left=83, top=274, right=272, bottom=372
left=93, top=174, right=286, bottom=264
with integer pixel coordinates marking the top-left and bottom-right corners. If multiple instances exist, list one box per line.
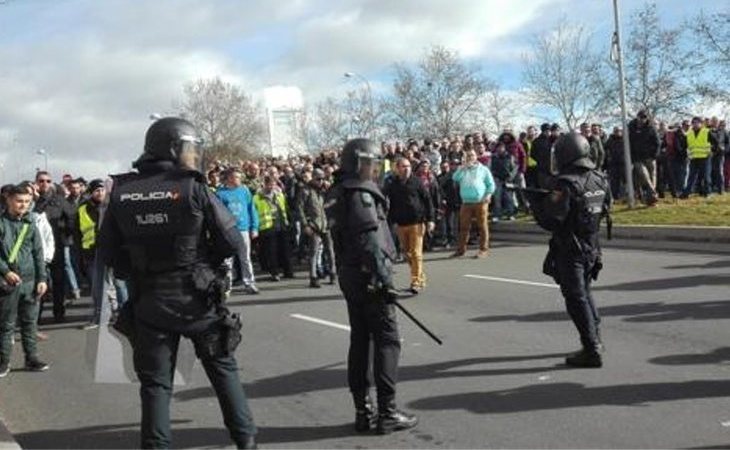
left=711, top=128, right=728, bottom=156
left=628, top=118, right=660, bottom=162
left=296, top=182, right=327, bottom=233
left=532, top=132, right=553, bottom=175
left=605, top=134, right=626, bottom=173
left=437, top=170, right=461, bottom=210
left=33, top=187, right=75, bottom=249
left=382, top=175, right=434, bottom=226
left=587, top=135, right=606, bottom=170
left=0, top=211, right=47, bottom=286
left=490, top=152, right=518, bottom=182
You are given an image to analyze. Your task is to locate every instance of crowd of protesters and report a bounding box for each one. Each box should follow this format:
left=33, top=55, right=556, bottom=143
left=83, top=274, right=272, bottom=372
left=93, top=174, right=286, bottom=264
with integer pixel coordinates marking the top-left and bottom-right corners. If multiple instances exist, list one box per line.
left=0, top=111, right=726, bottom=377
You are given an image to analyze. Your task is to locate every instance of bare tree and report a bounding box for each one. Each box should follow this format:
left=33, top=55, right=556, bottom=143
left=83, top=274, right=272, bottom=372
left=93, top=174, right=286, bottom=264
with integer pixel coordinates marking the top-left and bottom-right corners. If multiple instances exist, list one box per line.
left=691, top=9, right=730, bottom=103
left=384, top=46, right=488, bottom=138
left=179, top=77, right=267, bottom=162
left=522, top=23, right=605, bottom=129
left=304, top=97, right=349, bottom=151
left=469, top=80, right=519, bottom=135
left=621, top=3, right=697, bottom=117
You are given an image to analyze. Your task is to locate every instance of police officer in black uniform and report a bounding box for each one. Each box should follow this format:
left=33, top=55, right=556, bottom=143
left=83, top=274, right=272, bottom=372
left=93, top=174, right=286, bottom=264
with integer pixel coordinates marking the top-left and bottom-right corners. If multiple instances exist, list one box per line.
left=532, top=132, right=611, bottom=368
left=326, top=138, right=418, bottom=434
left=97, top=117, right=257, bottom=449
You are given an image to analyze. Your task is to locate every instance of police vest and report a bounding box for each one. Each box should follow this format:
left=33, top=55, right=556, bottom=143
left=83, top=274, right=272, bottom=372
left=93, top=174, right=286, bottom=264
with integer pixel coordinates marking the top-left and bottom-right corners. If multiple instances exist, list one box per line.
left=253, top=192, right=288, bottom=231
left=77, top=203, right=97, bottom=250
left=108, top=170, right=203, bottom=274
left=686, top=128, right=711, bottom=160
left=558, top=170, right=609, bottom=240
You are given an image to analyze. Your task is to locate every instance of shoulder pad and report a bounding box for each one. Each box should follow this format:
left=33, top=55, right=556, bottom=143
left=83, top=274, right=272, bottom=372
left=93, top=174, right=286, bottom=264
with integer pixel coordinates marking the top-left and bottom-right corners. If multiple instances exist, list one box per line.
left=110, top=171, right=140, bottom=186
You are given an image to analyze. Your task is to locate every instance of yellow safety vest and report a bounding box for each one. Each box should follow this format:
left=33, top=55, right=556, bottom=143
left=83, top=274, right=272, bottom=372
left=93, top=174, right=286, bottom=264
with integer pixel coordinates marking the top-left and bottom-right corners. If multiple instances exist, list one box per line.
left=78, top=203, right=96, bottom=250
left=253, top=192, right=289, bottom=231
left=686, top=127, right=711, bottom=160
left=525, top=140, right=537, bottom=168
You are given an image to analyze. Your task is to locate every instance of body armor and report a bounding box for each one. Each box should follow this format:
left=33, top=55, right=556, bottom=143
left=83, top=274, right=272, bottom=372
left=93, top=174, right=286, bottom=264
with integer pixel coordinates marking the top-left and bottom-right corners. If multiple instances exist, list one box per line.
left=326, top=176, right=395, bottom=289
left=109, top=170, right=203, bottom=274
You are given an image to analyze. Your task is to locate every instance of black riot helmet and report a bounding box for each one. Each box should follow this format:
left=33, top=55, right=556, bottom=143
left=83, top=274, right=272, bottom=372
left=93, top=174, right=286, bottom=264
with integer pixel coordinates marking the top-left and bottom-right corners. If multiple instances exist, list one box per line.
left=553, top=132, right=595, bottom=172
left=341, top=138, right=381, bottom=180
left=138, top=117, right=205, bottom=170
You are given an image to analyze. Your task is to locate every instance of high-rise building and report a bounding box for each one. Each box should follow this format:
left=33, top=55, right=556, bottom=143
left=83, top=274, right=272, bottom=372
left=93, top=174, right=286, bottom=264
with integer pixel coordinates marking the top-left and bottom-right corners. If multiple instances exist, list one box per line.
left=263, top=86, right=306, bottom=157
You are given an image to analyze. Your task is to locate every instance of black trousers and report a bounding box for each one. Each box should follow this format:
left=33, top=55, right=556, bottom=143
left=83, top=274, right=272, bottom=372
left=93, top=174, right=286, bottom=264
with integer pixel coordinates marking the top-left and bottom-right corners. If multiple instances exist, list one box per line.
left=339, top=266, right=400, bottom=405
left=555, top=254, right=601, bottom=350
left=134, top=320, right=256, bottom=449
left=258, top=229, right=293, bottom=277
left=46, top=246, right=66, bottom=320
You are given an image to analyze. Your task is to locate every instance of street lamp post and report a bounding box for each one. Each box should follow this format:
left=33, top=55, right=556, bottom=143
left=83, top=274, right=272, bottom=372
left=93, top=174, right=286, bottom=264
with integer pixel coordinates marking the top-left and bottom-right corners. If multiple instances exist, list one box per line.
left=36, top=149, right=48, bottom=171
left=344, top=72, right=374, bottom=135
left=611, top=0, right=636, bottom=208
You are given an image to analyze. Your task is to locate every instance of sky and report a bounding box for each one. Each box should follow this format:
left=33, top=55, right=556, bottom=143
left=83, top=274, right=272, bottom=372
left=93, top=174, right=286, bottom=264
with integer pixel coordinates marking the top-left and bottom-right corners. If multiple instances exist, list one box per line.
left=0, top=0, right=723, bottom=180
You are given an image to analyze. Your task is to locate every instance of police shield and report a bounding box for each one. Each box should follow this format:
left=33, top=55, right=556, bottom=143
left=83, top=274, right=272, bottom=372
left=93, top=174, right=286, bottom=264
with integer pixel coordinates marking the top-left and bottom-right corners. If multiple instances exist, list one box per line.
left=87, top=269, right=197, bottom=386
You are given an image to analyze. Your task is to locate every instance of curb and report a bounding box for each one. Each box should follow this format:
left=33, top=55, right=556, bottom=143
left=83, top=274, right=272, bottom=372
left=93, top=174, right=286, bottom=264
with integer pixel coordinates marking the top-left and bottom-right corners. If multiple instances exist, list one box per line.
left=0, top=415, right=20, bottom=450
left=491, top=221, right=730, bottom=254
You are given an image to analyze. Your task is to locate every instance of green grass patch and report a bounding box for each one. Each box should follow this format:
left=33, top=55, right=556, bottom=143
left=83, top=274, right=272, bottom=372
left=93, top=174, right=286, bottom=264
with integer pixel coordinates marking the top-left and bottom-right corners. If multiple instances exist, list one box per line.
left=610, top=194, right=730, bottom=227
left=514, top=193, right=730, bottom=227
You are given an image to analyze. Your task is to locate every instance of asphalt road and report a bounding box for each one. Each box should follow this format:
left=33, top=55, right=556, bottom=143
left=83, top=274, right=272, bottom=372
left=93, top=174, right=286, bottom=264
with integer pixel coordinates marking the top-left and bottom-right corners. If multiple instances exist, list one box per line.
left=1, top=239, right=729, bottom=449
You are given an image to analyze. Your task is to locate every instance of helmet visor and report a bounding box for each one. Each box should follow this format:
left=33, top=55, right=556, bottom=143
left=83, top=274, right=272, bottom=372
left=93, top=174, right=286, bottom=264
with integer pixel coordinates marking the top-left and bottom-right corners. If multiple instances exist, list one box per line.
left=357, top=152, right=381, bottom=181
left=177, top=135, right=205, bottom=171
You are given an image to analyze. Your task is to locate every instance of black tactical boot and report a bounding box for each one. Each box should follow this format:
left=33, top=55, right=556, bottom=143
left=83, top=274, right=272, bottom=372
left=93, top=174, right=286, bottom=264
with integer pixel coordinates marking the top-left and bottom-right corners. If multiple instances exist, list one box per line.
left=353, top=392, right=376, bottom=432
left=565, top=347, right=602, bottom=368
left=309, top=277, right=321, bottom=288
left=376, top=399, right=418, bottom=435
left=236, top=435, right=257, bottom=449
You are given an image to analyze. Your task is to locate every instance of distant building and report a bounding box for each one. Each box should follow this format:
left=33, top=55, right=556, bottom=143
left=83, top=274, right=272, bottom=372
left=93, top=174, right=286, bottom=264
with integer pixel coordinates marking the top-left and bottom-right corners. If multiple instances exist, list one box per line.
left=263, top=86, right=306, bottom=158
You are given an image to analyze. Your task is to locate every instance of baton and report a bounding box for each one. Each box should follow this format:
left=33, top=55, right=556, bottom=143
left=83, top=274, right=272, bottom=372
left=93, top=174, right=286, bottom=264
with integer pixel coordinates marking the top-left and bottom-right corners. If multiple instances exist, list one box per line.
left=389, top=289, right=443, bottom=345
left=504, top=183, right=551, bottom=195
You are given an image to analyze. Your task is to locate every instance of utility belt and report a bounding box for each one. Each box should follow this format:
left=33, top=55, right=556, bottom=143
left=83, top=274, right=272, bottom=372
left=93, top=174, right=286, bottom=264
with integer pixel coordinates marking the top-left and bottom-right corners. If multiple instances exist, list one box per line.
left=189, top=263, right=244, bottom=360
left=112, top=264, right=244, bottom=360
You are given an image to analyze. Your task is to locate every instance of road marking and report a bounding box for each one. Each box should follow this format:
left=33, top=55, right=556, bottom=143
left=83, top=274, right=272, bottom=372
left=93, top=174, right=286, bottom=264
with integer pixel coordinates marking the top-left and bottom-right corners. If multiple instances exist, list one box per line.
left=464, top=274, right=559, bottom=289
left=290, top=313, right=351, bottom=331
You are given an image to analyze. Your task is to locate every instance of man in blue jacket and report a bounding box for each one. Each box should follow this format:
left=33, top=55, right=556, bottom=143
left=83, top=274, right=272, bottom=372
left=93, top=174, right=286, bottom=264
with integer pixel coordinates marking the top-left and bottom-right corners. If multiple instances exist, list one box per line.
left=451, top=149, right=495, bottom=258
left=216, top=168, right=260, bottom=295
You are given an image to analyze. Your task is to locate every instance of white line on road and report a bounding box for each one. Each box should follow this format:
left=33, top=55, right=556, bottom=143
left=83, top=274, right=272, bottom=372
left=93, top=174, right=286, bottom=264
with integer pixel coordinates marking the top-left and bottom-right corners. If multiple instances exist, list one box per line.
left=290, top=313, right=351, bottom=331
left=464, top=274, right=559, bottom=289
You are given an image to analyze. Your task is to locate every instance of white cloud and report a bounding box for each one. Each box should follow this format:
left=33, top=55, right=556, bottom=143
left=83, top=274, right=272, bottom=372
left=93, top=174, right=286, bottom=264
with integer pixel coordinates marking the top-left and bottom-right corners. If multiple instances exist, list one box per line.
left=0, top=0, right=724, bottom=181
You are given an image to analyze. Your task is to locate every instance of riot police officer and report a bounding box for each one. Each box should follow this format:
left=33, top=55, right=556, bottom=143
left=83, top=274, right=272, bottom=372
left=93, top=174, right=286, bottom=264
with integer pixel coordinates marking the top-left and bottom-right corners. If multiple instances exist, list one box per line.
left=326, top=138, right=418, bottom=434
left=97, top=117, right=257, bottom=449
left=532, top=132, right=611, bottom=368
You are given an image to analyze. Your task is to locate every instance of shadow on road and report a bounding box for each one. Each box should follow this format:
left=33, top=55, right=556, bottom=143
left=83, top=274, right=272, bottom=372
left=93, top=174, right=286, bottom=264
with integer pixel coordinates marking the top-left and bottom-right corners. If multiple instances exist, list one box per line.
left=407, top=380, right=730, bottom=414
left=227, top=293, right=342, bottom=307
left=664, top=259, right=730, bottom=270
left=594, top=274, right=730, bottom=291
left=648, top=347, right=730, bottom=366
left=14, top=421, right=360, bottom=448
left=470, top=299, right=730, bottom=324
left=174, top=353, right=569, bottom=401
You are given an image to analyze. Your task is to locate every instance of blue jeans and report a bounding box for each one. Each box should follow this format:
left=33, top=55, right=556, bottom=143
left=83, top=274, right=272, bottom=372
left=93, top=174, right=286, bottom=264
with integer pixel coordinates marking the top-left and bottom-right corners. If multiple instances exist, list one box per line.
left=492, top=181, right=515, bottom=219
left=670, top=157, right=688, bottom=196
left=89, top=256, right=129, bottom=324
left=64, top=246, right=79, bottom=293
left=683, top=157, right=712, bottom=197
left=711, top=154, right=725, bottom=193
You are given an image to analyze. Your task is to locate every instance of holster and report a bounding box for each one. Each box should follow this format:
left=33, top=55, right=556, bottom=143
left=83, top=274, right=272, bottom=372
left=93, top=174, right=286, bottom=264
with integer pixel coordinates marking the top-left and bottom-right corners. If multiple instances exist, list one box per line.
left=111, top=300, right=136, bottom=345
left=192, top=309, right=242, bottom=360
left=193, top=265, right=226, bottom=307
left=542, top=239, right=559, bottom=284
